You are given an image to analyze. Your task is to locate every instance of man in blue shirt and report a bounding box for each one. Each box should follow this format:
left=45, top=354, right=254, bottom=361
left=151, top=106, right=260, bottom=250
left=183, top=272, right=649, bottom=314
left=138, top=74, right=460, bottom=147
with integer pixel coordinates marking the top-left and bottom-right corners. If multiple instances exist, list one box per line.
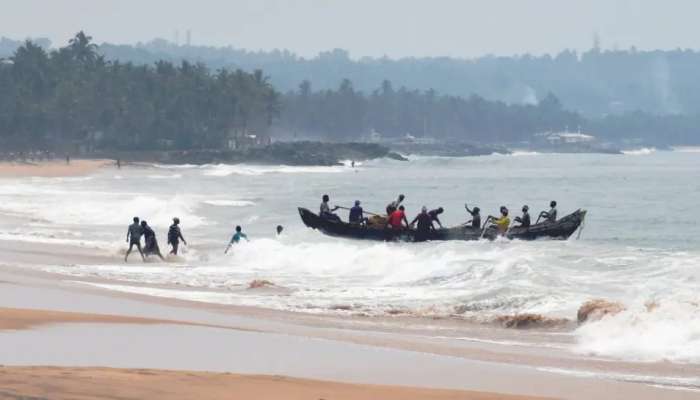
left=225, top=225, right=249, bottom=254
left=349, top=200, right=366, bottom=225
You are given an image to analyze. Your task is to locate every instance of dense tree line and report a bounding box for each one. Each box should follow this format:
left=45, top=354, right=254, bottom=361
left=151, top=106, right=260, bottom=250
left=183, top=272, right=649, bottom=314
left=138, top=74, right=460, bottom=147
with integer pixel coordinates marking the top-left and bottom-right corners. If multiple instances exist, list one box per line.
left=0, top=33, right=278, bottom=151
left=2, top=33, right=700, bottom=151
left=278, top=80, right=700, bottom=145
left=58, top=39, right=700, bottom=117
left=5, top=36, right=700, bottom=118
left=279, top=79, right=581, bottom=143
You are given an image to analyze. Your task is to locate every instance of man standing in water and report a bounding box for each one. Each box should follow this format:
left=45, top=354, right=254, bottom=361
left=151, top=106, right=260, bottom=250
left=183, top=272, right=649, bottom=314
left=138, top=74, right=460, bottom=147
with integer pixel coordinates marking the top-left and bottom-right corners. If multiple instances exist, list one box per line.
left=141, top=220, right=165, bottom=261
left=225, top=225, right=249, bottom=254
left=125, top=217, right=145, bottom=262
left=428, top=207, right=445, bottom=228
left=386, top=205, right=409, bottom=230
left=410, top=206, right=436, bottom=242
left=167, top=217, right=187, bottom=255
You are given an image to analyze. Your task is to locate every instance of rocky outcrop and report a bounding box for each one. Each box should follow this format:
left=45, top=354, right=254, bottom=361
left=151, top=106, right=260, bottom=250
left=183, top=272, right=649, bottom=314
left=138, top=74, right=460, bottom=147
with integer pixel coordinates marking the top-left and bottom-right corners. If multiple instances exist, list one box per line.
left=390, top=142, right=509, bottom=157
left=103, top=141, right=396, bottom=166
left=577, top=299, right=626, bottom=324
left=494, top=313, right=570, bottom=329
left=248, top=279, right=275, bottom=289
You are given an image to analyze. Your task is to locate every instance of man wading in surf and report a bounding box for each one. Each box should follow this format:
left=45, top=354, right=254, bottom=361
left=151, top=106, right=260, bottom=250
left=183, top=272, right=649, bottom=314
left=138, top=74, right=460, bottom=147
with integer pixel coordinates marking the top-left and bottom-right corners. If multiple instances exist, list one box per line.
left=125, top=217, right=145, bottom=262
left=168, top=217, right=187, bottom=255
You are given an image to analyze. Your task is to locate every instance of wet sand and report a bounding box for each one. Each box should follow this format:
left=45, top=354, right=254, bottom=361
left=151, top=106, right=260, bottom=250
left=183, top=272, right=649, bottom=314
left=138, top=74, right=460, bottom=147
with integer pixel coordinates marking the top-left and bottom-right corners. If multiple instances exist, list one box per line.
left=0, top=159, right=113, bottom=177
left=0, top=367, right=544, bottom=400
left=0, top=307, right=180, bottom=330
left=1, top=240, right=700, bottom=399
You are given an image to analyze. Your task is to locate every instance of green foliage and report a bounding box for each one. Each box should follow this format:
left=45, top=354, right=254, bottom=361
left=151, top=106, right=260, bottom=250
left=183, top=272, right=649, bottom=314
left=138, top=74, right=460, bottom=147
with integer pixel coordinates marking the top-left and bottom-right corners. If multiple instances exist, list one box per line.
left=0, top=32, right=279, bottom=151
left=80, top=40, right=700, bottom=117
left=279, top=80, right=582, bottom=143
left=3, top=33, right=700, bottom=150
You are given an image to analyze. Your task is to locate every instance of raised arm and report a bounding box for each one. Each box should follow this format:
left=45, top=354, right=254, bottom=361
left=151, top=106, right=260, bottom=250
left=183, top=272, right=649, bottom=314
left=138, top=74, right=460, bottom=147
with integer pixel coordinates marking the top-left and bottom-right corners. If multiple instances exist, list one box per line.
left=465, top=204, right=477, bottom=216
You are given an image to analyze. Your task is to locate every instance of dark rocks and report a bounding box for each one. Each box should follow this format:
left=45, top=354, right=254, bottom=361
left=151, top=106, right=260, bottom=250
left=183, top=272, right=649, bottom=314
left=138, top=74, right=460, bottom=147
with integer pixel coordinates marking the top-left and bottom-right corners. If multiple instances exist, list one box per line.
left=577, top=299, right=626, bottom=324
left=100, top=141, right=395, bottom=166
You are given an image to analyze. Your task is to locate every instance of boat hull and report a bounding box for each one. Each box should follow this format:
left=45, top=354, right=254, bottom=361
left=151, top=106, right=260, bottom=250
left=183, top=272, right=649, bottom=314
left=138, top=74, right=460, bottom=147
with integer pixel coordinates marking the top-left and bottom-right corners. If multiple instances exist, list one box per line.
left=298, top=208, right=586, bottom=242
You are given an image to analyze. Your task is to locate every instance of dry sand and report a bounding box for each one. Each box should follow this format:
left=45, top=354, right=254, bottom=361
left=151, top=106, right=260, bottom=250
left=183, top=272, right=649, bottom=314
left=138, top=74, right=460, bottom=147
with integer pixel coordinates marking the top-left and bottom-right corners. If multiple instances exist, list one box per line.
left=0, top=159, right=112, bottom=177
left=0, top=367, right=547, bottom=400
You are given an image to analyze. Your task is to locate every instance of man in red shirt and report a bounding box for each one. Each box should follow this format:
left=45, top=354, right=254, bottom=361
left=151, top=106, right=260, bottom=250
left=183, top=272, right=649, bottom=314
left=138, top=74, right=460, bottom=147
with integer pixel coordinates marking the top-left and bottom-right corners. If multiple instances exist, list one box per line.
left=386, top=205, right=409, bottom=230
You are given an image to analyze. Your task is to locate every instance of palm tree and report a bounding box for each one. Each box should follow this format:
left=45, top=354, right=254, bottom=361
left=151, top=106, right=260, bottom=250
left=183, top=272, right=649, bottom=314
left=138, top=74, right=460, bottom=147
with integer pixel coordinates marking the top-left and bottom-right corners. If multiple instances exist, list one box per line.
left=68, top=31, right=98, bottom=66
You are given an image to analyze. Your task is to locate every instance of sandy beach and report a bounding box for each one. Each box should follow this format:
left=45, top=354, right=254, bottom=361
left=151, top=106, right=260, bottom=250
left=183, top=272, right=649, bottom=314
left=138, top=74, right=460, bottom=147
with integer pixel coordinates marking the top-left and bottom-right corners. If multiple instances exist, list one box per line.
left=1, top=243, right=699, bottom=400
left=0, top=159, right=113, bottom=177
left=0, top=367, right=545, bottom=400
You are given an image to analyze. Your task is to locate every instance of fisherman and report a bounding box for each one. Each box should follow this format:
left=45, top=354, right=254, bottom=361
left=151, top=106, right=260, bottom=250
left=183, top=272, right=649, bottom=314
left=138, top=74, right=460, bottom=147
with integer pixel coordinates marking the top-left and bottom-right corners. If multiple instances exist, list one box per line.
left=464, top=204, right=481, bottom=228
left=514, top=205, right=531, bottom=228
left=225, top=225, right=249, bottom=254
left=124, top=216, right=145, bottom=262
left=167, top=217, right=187, bottom=255
left=488, top=206, right=511, bottom=234
left=386, top=205, right=409, bottom=231
left=539, top=200, right=558, bottom=223
left=428, top=207, right=444, bottom=228
left=141, top=220, right=165, bottom=261
left=320, top=194, right=340, bottom=222
left=386, top=194, right=405, bottom=215
left=410, top=206, right=435, bottom=242
left=349, top=200, right=366, bottom=225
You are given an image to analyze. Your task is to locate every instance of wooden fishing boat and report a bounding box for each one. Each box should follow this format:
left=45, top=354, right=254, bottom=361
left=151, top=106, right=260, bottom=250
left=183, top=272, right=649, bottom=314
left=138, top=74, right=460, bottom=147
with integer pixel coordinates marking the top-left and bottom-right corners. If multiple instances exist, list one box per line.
left=298, top=208, right=586, bottom=242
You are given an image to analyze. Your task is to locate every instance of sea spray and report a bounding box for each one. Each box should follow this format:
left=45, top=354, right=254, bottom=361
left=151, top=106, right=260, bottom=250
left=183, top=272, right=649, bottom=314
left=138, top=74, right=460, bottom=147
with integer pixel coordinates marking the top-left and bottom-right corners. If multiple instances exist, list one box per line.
left=575, top=299, right=700, bottom=363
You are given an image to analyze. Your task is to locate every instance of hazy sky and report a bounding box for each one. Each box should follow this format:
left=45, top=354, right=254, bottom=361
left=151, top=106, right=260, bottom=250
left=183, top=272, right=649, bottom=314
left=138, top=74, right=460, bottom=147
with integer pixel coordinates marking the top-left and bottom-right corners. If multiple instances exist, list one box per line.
left=1, top=0, right=697, bottom=59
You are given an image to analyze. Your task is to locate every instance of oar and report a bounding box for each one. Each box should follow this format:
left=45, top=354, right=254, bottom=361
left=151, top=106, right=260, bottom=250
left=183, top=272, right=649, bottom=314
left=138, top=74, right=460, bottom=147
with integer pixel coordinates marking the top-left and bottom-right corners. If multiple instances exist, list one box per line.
left=504, top=219, right=518, bottom=237
left=335, top=205, right=383, bottom=217
left=575, top=211, right=586, bottom=240
left=479, top=216, right=493, bottom=238
left=535, top=214, right=543, bottom=225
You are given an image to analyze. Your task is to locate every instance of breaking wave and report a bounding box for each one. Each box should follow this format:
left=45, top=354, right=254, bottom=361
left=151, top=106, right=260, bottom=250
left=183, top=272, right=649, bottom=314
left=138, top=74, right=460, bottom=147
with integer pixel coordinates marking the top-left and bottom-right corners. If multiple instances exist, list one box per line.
left=575, top=299, right=700, bottom=363
left=201, top=164, right=348, bottom=177
left=202, top=200, right=255, bottom=207
left=622, top=147, right=656, bottom=156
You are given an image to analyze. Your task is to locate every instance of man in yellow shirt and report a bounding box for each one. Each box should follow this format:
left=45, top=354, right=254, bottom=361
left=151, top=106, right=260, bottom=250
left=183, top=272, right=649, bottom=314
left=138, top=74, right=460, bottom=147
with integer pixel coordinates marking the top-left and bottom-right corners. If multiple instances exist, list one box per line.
left=490, top=206, right=511, bottom=234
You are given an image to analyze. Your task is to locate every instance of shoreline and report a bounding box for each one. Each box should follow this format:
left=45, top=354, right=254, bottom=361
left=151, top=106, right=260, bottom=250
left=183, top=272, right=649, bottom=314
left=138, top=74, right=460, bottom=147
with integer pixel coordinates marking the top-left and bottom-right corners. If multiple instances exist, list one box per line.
left=0, top=159, right=113, bottom=177
left=0, top=240, right=698, bottom=382
left=1, top=253, right=699, bottom=399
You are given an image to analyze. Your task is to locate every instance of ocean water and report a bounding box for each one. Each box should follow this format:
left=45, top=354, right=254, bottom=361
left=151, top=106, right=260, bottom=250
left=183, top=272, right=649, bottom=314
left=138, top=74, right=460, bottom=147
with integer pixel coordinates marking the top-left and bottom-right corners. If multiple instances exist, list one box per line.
left=1, top=152, right=699, bottom=364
